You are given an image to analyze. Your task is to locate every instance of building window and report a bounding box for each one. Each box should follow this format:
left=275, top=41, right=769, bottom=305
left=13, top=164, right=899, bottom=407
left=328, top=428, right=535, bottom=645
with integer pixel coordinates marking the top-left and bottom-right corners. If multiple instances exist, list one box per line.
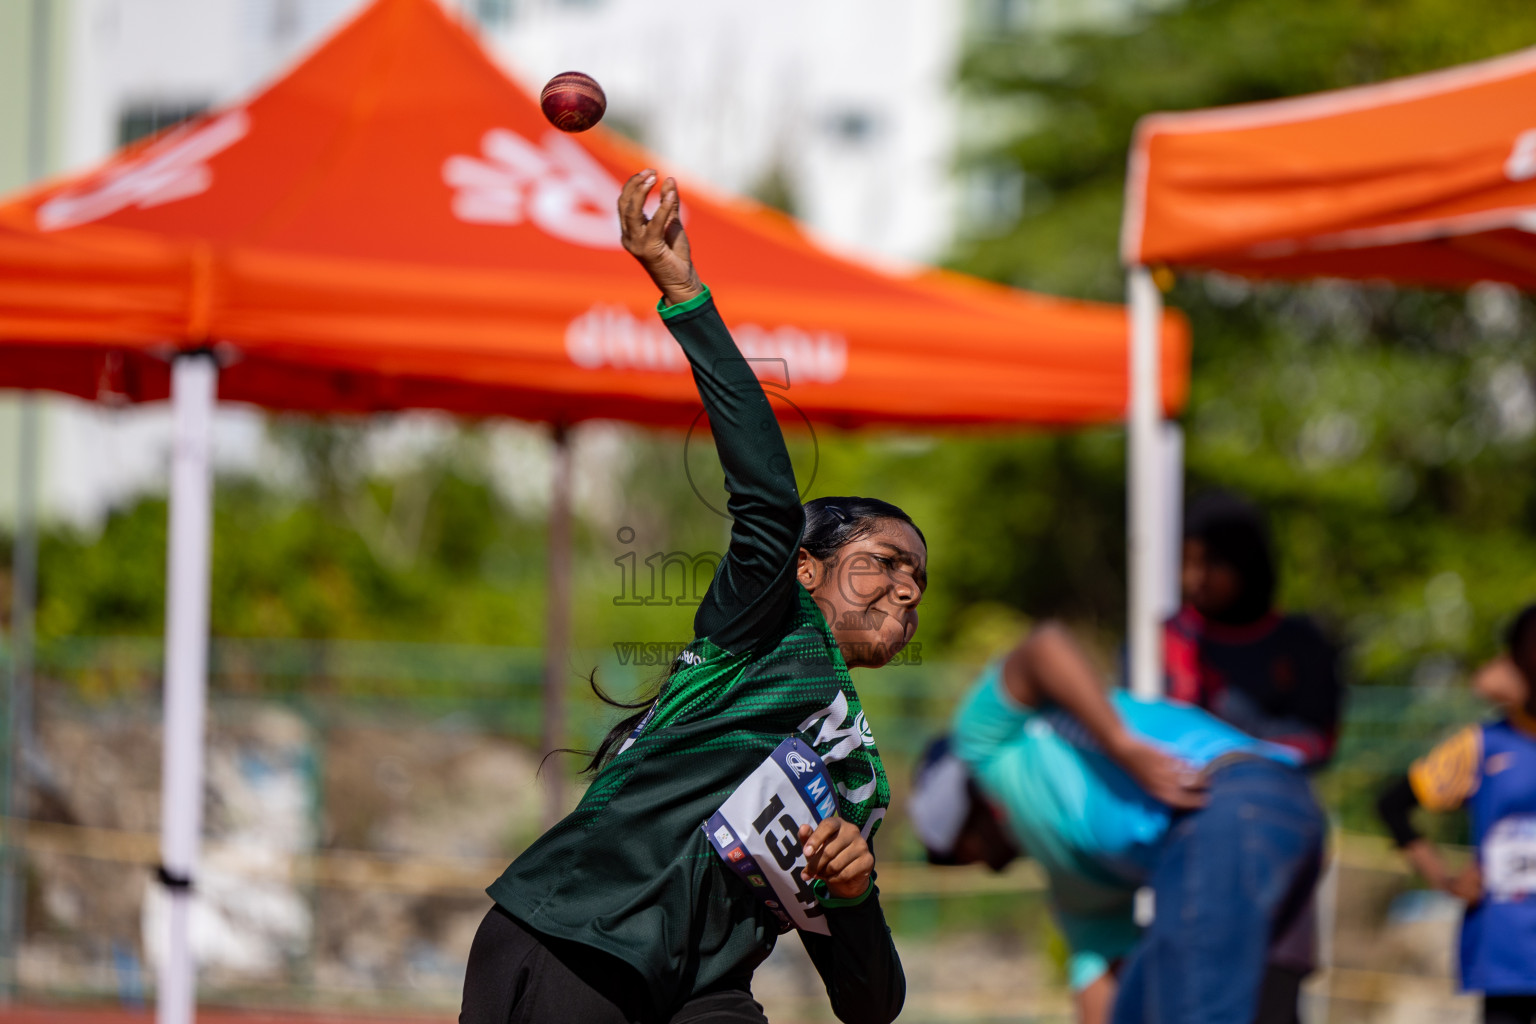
left=976, top=0, right=1031, bottom=33
left=962, top=162, right=1025, bottom=235
left=271, top=0, right=301, bottom=43
left=825, top=110, right=880, bottom=146
left=475, top=0, right=514, bottom=28
left=117, top=101, right=210, bottom=147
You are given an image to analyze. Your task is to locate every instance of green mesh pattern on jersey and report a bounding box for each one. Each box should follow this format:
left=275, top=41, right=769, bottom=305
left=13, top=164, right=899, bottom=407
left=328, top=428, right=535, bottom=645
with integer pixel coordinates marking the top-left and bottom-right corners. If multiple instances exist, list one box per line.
left=568, top=634, right=740, bottom=826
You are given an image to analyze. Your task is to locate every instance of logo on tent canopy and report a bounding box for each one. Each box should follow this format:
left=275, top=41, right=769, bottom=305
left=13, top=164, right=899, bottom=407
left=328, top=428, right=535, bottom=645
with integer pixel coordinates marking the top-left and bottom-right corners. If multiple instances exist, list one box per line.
left=565, top=305, right=848, bottom=383
left=37, top=111, right=250, bottom=232
left=1507, top=128, right=1536, bottom=183
left=443, top=128, right=626, bottom=248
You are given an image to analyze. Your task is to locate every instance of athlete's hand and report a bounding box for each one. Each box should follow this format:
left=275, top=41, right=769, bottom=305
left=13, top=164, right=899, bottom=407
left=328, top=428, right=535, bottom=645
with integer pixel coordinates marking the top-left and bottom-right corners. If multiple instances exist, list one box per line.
left=1448, top=862, right=1483, bottom=905
left=1112, top=735, right=1207, bottom=811
left=798, top=817, right=873, bottom=901
left=1472, top=656, right=1529, bottom=712
left=618, top=170, right=703, bottom=307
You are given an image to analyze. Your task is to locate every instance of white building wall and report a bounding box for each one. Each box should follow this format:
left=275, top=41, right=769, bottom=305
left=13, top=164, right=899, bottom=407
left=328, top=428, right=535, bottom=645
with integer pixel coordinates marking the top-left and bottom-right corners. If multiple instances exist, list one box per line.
left=9, top=0, right=962, bottom=528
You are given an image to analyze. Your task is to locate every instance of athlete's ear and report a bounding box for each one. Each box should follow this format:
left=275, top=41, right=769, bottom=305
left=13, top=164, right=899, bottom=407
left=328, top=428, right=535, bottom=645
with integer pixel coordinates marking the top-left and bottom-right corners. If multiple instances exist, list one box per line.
left=796, top=548, right=820, bottom=589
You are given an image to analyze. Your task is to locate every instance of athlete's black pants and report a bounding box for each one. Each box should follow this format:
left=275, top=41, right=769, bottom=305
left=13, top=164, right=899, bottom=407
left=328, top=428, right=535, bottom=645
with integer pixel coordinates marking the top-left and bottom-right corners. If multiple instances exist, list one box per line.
left=1486, top=995, right=1536, bottom=1024
left=460, top=902, right=769, bottom=1024
left=1250, top=964, right=1305, bottom=1024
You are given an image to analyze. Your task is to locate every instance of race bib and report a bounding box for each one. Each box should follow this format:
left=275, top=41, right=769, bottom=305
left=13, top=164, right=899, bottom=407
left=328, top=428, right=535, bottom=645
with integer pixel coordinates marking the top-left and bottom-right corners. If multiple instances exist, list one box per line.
left=1484, top=815, right=1536, bottom=900
left=702, top=737, right=838, bottom=935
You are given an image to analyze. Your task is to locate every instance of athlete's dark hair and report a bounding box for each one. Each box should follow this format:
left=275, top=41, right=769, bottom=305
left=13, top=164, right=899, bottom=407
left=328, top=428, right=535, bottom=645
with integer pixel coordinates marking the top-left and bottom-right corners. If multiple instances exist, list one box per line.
left=1184, top=490, right=1276, bottom=625
left=1505, top=603, right=1536, bottom=715
left=540, top=669, right=659, bottom=780
left=1506, top=602, right=1536, bottom=662
left=564, top=495, right=924, bottom=778
left=801, top=496, right=926, bottom=560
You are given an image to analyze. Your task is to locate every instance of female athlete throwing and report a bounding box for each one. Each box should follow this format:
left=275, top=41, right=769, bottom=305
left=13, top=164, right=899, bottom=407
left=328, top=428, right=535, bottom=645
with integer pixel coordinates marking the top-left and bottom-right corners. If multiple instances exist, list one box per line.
left=458, top=171, right=924, bottom=1024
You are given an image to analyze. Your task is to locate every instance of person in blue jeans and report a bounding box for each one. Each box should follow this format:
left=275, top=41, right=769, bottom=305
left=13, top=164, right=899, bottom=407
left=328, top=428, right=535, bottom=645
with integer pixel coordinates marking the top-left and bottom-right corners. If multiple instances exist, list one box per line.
left=909, top=623, right=1327, bottom=1024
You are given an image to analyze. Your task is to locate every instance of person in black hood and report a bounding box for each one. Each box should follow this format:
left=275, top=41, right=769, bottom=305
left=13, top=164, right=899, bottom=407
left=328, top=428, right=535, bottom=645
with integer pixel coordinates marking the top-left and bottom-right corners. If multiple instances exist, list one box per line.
left=1163, top=490, right=1344, bottom=1024
left=1181, top=491, right=1278, bottom=626
left=1167, top=492, right=1341, bottom=764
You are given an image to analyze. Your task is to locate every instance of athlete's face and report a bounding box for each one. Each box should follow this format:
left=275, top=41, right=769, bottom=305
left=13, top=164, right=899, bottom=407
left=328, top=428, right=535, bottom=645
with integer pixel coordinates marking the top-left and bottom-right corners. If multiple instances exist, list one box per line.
left=797, top=520, right=926, bottom=670
left=1515, top=633, right=1536, bottom=717
left=1181, top=538, right=1242, bottom=618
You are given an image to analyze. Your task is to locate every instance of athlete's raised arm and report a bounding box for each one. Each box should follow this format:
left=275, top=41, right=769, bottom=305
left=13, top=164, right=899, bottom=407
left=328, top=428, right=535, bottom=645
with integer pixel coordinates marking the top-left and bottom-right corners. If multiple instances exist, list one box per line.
left=619, top=171, right=806, bottom=652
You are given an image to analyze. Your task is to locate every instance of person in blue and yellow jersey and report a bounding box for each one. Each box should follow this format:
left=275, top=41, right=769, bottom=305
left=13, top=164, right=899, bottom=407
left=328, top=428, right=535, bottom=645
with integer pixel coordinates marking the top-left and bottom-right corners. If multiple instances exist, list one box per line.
left=1377, top=603, right=1536, bottom=1024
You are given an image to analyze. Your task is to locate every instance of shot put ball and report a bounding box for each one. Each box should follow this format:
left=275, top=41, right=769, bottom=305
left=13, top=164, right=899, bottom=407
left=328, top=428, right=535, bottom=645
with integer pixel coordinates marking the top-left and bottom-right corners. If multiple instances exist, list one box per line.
left=540, top=72, right=606, bottom=133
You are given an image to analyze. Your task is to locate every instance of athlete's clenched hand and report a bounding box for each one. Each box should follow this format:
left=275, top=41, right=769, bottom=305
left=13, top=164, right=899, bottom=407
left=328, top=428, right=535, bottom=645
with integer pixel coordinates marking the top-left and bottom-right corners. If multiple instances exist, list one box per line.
left=1111, top=735, right=1208, bottom=811
left=618, top=169, right=703, bottom=307
left=1448, top=861, right=1483, bottom=906
left=798, top=817, right=873, bottom=901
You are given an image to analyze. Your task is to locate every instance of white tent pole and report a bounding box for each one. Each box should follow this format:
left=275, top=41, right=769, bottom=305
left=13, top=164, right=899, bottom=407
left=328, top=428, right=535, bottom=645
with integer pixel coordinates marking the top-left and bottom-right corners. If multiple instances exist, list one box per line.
left=1127, top=267, right=1164, bottom=698
left=540, top=425, right=572, bottom=830
left=1314, top=820, right=1341, bottom=1024
left=1157, top=422, right=1185, bottom=622
left=157, top=353, right=217, bottom=1024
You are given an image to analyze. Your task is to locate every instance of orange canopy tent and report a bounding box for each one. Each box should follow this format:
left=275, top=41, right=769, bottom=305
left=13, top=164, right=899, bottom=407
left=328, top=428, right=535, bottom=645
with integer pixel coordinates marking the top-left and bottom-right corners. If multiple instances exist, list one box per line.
left=0, top=0, right=1186, bottom=426
left=1123, top=46, right=1536, bottom=286
left=1116, top=45, right=1536, bottom=699
left=0, top=2, right=1191, bottom=1019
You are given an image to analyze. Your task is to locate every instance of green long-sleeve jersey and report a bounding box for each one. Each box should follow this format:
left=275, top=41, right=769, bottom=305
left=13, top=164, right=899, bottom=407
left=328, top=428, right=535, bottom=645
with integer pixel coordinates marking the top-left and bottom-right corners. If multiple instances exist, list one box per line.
left=488, top=289, right=903, bottom=1023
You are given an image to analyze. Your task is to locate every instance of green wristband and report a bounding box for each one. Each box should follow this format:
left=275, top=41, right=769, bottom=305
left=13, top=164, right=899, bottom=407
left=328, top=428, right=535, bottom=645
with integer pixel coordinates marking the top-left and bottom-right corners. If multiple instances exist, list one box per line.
left=812, top=877, right=874, bottom=908
left=657, top=284, right=712, bottom=320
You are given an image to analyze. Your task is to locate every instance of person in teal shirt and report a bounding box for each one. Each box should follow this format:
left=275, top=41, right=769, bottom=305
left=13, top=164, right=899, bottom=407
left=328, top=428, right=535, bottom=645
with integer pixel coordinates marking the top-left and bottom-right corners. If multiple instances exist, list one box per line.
left=909, top=623, right=1326, bottom=1024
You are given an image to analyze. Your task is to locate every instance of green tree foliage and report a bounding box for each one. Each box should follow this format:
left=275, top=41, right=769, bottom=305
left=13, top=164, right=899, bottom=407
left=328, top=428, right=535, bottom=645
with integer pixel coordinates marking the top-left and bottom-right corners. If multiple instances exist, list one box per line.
left=25, top=460, right=546, bottom=648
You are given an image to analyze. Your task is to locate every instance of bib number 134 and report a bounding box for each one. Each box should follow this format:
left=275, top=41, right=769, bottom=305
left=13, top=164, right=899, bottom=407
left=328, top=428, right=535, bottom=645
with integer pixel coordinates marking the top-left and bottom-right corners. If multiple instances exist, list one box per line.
left=704, top=737, right=839, bottom=934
